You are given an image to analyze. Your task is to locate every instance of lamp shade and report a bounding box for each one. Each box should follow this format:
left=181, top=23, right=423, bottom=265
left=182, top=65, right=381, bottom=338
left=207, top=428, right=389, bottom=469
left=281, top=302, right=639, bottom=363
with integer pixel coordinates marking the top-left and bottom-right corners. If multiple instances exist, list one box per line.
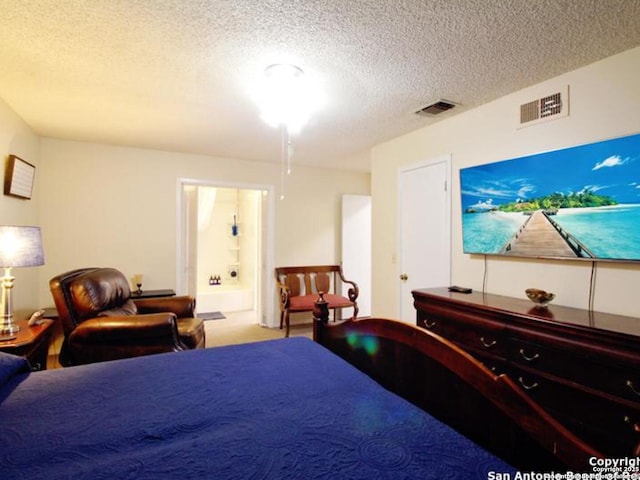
left=0, top=226, right=45, bottom=268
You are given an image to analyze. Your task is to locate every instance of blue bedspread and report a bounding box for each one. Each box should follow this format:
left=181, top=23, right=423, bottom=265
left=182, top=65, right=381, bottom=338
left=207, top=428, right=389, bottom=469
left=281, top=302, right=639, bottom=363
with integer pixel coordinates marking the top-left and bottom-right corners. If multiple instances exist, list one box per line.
left=0, top=338, right=516, bottom=479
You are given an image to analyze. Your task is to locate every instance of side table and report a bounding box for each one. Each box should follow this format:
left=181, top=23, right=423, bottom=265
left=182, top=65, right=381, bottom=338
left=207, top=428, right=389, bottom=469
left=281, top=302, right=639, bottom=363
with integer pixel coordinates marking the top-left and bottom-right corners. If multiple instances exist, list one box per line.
left=0, top=318, right=54, bottom=371
left=130, top=289, right=176, bottom=299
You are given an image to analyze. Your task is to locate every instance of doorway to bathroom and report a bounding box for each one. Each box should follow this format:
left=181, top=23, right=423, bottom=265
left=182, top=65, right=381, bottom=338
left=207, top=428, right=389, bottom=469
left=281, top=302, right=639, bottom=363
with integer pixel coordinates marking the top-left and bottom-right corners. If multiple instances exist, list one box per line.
left=177, top=179, right=275, bottom=328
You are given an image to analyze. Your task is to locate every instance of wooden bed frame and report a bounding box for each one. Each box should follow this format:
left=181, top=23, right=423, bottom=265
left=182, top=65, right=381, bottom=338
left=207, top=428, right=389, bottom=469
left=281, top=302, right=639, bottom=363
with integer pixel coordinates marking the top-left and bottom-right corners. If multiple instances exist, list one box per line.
left=312, top=294, right=602, bottom=472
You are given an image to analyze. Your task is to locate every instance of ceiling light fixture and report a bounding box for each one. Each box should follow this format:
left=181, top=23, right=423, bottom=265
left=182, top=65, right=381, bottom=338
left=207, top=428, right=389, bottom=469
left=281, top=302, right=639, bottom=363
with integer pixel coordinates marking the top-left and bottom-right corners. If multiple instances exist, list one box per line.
left=255, top=63, right=324, bottom=200
left=261, top=64, right=310, bottom=134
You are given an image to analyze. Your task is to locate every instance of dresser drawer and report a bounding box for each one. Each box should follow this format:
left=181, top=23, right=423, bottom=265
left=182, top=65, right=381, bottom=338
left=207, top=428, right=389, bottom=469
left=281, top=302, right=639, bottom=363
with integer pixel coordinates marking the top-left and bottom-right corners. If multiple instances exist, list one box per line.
left=509, top=332, right=640, bottom=404
left=417, top=309, right=507, bottom=357
left=511, top=366, right=640, bottom=457
left=417, top=307, right=508, bottom=373
left=463, top=348, right=507, bottom=375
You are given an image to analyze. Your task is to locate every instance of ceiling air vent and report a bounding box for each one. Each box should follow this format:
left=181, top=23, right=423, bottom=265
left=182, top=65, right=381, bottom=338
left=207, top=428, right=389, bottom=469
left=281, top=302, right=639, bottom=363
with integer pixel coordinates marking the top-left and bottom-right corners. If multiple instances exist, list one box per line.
left=517, top=85, right=569, bottom=128
left=415, top=99, right=458, bottom=116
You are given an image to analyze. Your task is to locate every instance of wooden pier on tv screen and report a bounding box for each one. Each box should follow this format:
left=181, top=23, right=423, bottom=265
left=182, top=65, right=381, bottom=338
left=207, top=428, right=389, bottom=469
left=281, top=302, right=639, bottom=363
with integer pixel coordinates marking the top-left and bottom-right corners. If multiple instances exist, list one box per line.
left=501, top=210, right=594, bottom=258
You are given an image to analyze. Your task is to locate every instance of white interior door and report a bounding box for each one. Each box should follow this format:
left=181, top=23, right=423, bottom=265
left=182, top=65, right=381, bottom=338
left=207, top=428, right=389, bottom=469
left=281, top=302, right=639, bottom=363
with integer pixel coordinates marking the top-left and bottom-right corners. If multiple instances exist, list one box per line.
left=398, top=155, right=451, bottom=323
left=179, top=185, right=198, bottom=296
left=342, top=195, right=371, bottom=317
left=258, top=190, right=272, bottom=327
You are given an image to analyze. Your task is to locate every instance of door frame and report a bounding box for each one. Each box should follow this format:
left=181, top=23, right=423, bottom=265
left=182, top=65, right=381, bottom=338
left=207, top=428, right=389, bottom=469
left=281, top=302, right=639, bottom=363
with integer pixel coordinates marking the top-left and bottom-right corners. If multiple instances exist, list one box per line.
left=176, top=178, right=276, bottom=327
left=397, top=155, right=452, bottom=320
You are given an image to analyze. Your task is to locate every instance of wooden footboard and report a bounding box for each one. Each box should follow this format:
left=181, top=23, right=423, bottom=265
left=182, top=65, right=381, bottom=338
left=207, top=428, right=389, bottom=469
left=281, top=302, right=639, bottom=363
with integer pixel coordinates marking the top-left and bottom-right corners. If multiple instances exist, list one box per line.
left=312, top=296, right=602, bottom=472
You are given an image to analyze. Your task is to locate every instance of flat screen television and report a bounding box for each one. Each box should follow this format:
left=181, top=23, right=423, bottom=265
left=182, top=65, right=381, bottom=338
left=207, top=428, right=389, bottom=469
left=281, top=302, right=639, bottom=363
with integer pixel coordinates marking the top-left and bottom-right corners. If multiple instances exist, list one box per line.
left=460, top=132, right=640, bottom=262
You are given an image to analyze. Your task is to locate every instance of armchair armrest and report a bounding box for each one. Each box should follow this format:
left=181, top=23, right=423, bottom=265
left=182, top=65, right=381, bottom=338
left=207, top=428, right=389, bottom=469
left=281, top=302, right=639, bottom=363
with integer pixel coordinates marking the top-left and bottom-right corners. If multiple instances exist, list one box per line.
left=337, top=269, right=359, bottom=303
left=70, top=313, right=180, bottom=345
left=66, top=313, right=184, bottom=365
left=134, top=295, right=196, bottom=318
left=275, top=279, right=291, bottom=308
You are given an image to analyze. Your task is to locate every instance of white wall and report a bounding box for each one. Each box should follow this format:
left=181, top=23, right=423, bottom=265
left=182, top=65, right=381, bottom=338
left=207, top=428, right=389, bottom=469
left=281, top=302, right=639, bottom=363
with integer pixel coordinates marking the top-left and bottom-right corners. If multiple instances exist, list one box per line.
left=371, top=46, right=640, bottom=318
left=195, top=187, right=260, bottom=294
left=237, top=189, right=260, bottom=291
left=0, top=98, right=42, bottom=317
left=37, top=139, right=370, bottom=313
left=197, top=187, right=244, bottom=290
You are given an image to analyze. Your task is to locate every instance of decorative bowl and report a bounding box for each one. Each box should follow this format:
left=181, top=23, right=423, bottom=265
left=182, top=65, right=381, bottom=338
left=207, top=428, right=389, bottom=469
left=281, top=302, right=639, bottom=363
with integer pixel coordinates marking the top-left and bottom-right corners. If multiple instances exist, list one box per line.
left=525, top=288, right=555, bottom=307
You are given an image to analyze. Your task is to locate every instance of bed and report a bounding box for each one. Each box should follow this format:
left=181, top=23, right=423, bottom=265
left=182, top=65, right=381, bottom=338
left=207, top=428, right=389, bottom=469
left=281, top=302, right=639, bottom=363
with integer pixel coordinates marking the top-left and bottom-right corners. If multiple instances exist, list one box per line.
left=0, top=306, right=600, bottom=479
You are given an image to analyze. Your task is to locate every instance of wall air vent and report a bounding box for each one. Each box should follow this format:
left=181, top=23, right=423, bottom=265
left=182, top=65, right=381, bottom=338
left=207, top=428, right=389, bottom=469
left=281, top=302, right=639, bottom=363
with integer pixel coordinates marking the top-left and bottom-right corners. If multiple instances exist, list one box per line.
left=415, top=99, right=458, bottom=116
left=517, top=85, right=569, bottom=128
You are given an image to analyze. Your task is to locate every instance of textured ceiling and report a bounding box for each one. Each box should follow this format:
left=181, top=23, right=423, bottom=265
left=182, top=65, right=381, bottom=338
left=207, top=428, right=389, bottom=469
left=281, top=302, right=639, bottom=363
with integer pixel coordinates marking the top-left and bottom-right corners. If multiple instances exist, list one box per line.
left=2, top=1, right=640, bottom=172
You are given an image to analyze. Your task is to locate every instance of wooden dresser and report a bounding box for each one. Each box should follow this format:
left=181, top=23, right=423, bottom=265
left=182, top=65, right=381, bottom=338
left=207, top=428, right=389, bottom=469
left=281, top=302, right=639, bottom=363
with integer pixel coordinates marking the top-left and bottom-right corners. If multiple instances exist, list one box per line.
left=412, top=287, right=640, bottom=457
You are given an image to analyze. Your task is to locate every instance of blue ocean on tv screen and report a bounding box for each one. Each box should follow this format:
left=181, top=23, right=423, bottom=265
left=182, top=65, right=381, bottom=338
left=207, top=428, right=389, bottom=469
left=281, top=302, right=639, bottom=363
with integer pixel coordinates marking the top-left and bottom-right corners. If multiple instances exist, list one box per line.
left=460, top=132, right=640, bottom=261
left=554, top=205, right=640, bottom=259
left=462, top=212, right=527, bottom=254
left=463, top=204, right=640, bottom=260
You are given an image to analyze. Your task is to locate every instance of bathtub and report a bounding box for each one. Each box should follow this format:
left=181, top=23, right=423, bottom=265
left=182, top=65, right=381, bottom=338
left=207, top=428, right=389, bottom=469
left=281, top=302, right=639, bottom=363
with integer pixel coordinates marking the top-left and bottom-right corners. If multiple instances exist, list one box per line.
left=197, top=285, right=253, bottom=312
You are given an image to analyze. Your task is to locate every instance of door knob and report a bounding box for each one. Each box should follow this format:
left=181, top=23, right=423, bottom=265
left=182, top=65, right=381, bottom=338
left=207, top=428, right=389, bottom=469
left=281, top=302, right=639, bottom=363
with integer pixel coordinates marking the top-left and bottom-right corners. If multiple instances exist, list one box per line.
left=400, top=273, right=408, bottom=281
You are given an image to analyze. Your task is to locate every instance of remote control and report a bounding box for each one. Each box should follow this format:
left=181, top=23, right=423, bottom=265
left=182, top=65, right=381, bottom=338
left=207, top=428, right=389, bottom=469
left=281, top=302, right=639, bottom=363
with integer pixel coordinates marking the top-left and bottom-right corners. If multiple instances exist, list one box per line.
left=28, top=309, right=46, bottom=326
left=448, top=286, right=472, bottom=294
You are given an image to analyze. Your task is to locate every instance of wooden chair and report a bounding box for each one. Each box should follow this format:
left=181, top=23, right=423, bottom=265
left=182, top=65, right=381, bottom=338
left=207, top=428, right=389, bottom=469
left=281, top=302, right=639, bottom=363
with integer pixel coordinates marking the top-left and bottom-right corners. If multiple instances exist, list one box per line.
left=275, top=265, right=358, bottom=337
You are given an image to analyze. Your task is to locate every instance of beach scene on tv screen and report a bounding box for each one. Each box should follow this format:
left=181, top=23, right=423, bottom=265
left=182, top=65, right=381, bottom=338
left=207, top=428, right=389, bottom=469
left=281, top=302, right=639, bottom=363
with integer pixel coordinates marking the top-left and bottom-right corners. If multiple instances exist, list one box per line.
left=460, top=132, right=640, bottom=261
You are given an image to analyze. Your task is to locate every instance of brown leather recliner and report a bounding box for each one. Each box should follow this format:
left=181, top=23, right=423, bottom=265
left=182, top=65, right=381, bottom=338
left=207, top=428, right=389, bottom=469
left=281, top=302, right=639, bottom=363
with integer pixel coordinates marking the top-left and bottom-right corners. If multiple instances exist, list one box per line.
left=50, top=267, right=205, bottom=366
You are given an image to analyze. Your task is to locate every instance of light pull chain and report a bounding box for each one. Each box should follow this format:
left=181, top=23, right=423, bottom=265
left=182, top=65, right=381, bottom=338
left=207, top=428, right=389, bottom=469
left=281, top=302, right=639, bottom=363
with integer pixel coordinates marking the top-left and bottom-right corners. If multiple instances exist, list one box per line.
left=287, top=126, right=292, bottom=175
left=280, top=125, right=293, bottom=200
left=280, top=124, right=286, bottom=200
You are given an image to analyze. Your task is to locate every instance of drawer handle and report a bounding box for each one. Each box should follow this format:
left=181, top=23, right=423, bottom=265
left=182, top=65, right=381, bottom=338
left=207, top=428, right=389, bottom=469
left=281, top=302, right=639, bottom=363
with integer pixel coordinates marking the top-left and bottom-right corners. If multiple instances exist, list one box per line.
left=627, top=380, right=640, bottom=397
left=480, top=337, right=496, bottom=349
left=422, top=319, right=436, bottom=329
left=519, top=349, right=540, bottom=362
left=518, top=377, right=539, bottom=391
left=624, top=416, right=640, bottom=432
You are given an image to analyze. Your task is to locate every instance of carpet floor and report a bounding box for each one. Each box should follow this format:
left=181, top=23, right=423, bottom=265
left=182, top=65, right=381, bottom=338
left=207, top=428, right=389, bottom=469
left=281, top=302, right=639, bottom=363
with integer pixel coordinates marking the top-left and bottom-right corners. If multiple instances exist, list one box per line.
left=197, top=311, right=226, bottom=320
left=204, top=311, right=312, bottom=348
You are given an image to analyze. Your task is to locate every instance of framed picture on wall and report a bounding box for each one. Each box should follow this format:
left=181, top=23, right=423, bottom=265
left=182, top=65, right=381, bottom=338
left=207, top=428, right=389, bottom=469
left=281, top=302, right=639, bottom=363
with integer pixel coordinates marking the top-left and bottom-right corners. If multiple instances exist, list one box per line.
left=4, top=155, right=35, bottom=199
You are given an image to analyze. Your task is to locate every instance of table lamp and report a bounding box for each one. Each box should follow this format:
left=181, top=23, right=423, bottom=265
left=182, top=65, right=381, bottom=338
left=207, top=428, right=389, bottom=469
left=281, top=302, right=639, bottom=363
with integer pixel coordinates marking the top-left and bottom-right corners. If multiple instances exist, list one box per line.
left=0, top=226, right=45, bottom=340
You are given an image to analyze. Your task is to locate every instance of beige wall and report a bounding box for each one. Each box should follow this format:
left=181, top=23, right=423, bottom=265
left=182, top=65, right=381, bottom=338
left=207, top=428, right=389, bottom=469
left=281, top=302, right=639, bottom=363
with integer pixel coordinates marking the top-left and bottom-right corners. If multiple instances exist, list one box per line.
left=37, top=139, right=370, bottom=314
left=5, top=45, right=640, bottom=323
left=371, top=45, right=640, bottom=318
left=0, top=98, right=42, bottom=317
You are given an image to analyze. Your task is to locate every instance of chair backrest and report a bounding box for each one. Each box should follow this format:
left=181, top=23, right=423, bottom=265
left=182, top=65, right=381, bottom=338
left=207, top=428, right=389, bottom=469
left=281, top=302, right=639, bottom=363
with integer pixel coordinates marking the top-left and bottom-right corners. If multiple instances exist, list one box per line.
left=275, top=265, right=342, bottom=296
left=50, top=267, right=136, bottom=336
